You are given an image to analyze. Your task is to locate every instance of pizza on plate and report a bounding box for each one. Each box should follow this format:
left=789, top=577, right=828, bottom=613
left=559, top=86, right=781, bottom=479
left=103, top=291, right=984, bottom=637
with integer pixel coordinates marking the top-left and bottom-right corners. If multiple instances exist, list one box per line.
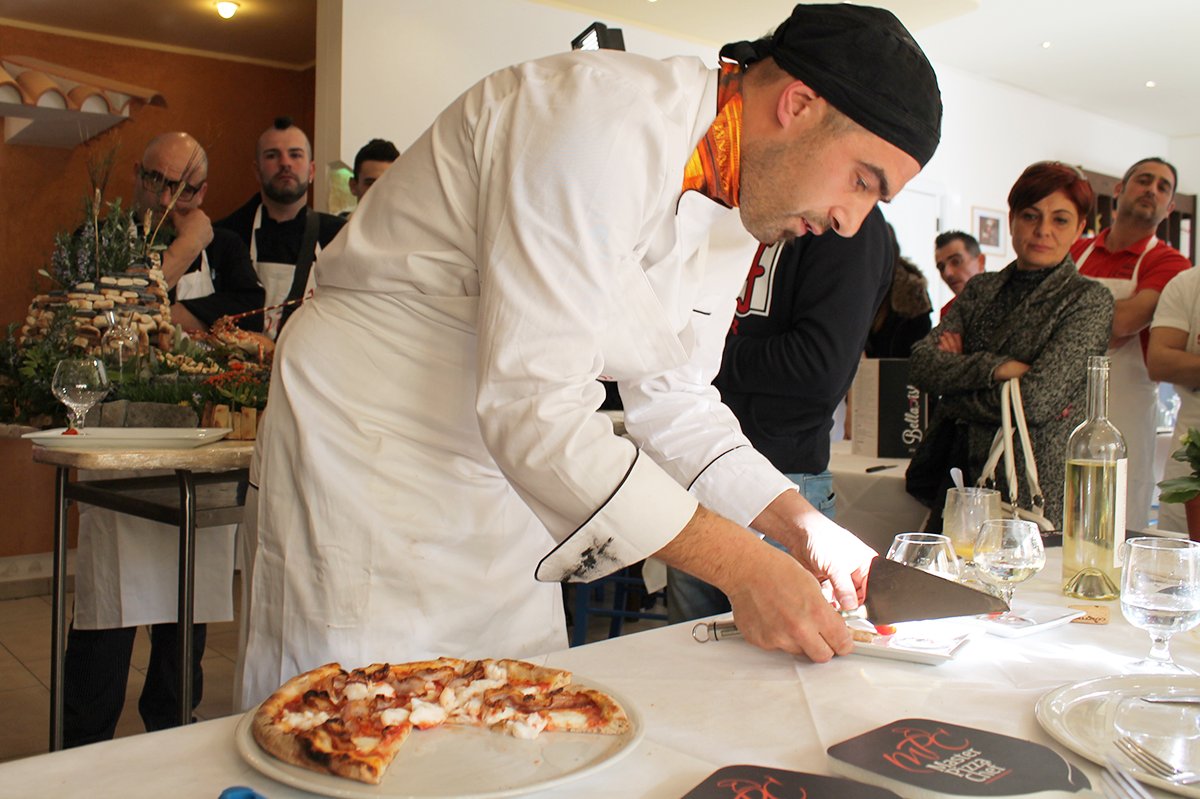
left=251, top=657, right=631, bottom=785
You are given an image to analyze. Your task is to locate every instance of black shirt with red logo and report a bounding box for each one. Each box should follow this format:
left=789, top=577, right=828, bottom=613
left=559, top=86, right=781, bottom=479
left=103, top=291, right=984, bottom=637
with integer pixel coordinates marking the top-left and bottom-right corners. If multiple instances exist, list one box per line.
left=714, top=205, right=893, bottom=474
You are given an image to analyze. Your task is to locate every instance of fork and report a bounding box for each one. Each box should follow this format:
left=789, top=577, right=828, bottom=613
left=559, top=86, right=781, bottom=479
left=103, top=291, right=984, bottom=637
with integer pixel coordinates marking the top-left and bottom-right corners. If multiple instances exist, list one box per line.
left=1116, top=736, right=1200, bottom=785
left=1101, top=756, right=1156, bottom=799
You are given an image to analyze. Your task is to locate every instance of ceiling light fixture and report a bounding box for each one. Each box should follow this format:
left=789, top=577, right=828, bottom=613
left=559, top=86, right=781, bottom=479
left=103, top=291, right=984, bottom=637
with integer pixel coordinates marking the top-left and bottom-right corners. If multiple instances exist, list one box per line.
left=1042, top=41, right=1051, bottom=48
left=216, top=2, right=240, bottom=19
left=1146, top=80, right=1157, bottom=88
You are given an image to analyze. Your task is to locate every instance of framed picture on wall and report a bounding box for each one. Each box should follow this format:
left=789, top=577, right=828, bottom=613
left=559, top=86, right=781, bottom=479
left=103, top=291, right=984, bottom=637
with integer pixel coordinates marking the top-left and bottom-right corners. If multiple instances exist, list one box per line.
left=973, top=207, right=1006, bottom=257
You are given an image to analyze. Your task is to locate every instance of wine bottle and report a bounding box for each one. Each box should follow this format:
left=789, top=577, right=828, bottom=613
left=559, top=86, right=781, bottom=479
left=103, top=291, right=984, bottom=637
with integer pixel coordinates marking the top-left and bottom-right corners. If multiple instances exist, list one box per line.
left=1062, top=355, right=1127, bottom=600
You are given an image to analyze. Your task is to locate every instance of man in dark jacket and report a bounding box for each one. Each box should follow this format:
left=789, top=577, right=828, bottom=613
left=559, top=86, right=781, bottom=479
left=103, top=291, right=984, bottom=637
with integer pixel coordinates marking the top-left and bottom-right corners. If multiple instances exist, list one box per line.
left=667, top=205, right=894, bottom=621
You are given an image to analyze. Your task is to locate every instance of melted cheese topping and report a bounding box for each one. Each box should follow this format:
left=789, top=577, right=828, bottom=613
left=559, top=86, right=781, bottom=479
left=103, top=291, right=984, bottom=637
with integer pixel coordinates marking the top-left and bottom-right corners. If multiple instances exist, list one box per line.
left=351, top=735, right=381, bottom=752
left=509, top=713, right=549, bottom=740
left=408, top=699, right=447, bottom=729
left=379, top=707, right=410, bottom=727
left=483, top=662, right=508, bottom=682
left=282, top=709, right=330, bottom=731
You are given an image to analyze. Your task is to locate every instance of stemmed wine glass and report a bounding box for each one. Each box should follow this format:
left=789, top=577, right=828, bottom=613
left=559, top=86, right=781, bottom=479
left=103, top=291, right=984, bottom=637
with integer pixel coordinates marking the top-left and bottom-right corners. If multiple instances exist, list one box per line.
left=973, top=519, right=1046, bottom=625
left=887, top=533, right=962, bottom=581
left=51, top=358, right=110, bottom=432
left=1121, top=537, right=1200, bottom=674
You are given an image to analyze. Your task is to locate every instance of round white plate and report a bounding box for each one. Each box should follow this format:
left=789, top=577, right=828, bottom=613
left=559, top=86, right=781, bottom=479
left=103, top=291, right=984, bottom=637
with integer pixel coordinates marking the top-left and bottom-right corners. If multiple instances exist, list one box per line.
left=23, top=427, right=231, bottom=450
left=235, top=677, right=645, bottom=799
left=1036, top=674, right=1200, bottom=797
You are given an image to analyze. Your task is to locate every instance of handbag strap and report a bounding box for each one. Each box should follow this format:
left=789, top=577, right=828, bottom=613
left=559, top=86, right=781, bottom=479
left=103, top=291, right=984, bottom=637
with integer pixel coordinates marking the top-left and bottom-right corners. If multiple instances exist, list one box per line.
left=977, top=378, right=1045, bottom=513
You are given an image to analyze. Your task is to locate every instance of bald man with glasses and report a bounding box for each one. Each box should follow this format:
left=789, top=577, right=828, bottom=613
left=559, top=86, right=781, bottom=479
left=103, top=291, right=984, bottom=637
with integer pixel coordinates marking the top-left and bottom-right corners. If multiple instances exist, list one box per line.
left=131, top=131, right=264, bottom=332
left=61, top=133, right=264, bottom=750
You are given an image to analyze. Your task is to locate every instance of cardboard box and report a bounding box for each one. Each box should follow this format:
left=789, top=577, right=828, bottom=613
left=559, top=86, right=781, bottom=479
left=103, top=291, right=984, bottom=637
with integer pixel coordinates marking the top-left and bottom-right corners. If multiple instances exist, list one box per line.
left=851, top=358, right=930, bottom=459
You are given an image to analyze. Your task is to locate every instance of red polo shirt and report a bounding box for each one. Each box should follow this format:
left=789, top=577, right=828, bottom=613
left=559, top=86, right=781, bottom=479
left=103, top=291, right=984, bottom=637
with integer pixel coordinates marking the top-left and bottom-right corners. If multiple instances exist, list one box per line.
left=1070, top=228, right=1191, bottom=360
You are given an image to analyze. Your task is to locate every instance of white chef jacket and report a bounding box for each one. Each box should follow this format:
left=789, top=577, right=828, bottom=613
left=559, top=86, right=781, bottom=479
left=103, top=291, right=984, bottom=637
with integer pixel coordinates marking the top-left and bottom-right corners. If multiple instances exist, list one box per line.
left=244, top=51, right=797, bottom=705
left=1149, top=267, right=1200, bottom=535
left=75, top=252, right=236, bottom=630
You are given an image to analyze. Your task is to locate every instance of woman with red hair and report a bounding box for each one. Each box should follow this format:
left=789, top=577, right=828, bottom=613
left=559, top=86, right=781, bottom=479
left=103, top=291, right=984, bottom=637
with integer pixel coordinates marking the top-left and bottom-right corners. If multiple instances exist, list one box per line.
left=908, top=162, right=1115, bottom=528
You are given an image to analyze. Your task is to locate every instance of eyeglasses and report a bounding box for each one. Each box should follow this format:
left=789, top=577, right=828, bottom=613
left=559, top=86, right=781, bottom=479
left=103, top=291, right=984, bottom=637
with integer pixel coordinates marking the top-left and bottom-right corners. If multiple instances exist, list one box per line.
left=1025, top=160, right=1088, bottom=181
left=137, top=165, right=205, bottom=202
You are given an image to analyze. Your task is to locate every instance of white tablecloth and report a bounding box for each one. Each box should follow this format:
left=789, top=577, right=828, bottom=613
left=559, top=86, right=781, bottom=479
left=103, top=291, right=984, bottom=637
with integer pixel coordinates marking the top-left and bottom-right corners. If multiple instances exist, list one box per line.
left=828, top=440, right=929, bottom=553
left=6, top=548, right=1191, bottom=798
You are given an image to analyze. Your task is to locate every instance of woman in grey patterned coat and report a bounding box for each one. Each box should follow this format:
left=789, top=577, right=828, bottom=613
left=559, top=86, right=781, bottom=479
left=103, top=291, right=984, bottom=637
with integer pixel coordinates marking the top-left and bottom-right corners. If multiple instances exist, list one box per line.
left=910, top=163, right=1115, bottom=527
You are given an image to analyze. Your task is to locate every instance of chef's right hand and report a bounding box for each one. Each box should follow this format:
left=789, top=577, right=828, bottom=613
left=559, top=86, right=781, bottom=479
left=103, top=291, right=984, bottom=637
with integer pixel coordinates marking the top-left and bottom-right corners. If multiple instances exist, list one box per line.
left=724, top=541, right=853, bottom=662
left=171, top=206, right=214, bottom=251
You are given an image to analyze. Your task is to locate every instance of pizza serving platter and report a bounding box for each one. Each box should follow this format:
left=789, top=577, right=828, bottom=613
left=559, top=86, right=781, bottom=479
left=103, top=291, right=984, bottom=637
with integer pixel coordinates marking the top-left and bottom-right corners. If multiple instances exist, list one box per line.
left=23, top=427, right=231, bottom=450
left=234, top=677, right=646, bottom=799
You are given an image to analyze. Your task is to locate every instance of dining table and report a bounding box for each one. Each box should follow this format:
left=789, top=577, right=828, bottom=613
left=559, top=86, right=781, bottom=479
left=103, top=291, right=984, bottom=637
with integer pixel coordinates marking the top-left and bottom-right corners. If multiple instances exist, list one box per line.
left=2, top=545, right=1194, bottom=798
left=828, top=440, right=930, bottom=553
left=27, top=435, right=254, bottom=751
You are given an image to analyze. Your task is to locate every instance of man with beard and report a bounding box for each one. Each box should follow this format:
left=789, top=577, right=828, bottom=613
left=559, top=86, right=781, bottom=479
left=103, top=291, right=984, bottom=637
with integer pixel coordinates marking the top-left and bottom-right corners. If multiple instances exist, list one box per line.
left=62, top=132, right=260, bottom=747
left=241, top=4, right=942, bottom=707
left=216, top=117, right=345, bottom=338
left=1070, top=158, right=1190, bottom=533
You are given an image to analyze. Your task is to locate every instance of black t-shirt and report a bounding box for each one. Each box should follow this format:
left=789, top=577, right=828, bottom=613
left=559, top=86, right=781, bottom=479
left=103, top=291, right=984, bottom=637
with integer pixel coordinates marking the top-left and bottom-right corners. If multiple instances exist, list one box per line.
left=714, top=206, right=894, bottom=475
left=171, top=227, right=265, bottom=330
left=216, top=194, right=345, bottom=263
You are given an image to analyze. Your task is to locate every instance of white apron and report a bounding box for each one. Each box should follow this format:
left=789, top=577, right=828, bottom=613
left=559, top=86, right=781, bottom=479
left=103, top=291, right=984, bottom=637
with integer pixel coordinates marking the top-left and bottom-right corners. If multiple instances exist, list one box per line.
left=1077, top=236, right=1159, bottom=531
left=250, top=205, right=319, bottom=340
left=74, top=250, right=236, bottom=630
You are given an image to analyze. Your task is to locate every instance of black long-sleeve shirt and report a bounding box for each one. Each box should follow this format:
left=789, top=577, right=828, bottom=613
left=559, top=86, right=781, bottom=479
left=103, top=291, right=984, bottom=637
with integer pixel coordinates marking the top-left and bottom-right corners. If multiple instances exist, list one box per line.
left=714, top=205, right=894, bottom=474
left=172, top=227, right=265, bottom=329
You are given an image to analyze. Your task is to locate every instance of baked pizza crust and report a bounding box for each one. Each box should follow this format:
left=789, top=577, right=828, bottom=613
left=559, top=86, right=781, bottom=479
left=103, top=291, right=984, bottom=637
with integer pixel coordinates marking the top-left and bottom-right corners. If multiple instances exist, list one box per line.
left=252, top=657, right=629, bottom=786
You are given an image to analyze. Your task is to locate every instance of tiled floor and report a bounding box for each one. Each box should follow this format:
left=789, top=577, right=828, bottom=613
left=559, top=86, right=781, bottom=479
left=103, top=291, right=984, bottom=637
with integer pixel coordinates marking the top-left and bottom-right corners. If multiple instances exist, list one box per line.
left=0, top=576, right=668, bottom=764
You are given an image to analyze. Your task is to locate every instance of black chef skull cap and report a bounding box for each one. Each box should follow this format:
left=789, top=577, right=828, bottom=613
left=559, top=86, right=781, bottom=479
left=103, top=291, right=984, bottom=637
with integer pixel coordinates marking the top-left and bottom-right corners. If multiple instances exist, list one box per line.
left=721, top=2, right=942, bottom=167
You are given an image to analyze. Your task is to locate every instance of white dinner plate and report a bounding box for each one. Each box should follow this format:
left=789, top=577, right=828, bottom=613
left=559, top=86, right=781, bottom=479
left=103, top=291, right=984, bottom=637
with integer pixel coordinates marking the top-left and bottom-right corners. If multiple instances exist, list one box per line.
left=1036, top=674, right=1200, bottom=797
left=22, top=427, right=231, bottom=450
left=849, top=620, right=973, bottom=665
left=235, top=677, right=645, bottom=799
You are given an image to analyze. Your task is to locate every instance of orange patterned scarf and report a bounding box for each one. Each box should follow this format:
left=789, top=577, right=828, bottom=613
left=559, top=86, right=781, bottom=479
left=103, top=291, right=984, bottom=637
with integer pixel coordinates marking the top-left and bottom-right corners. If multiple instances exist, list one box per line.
left=682, top=61, right=743, bottom=207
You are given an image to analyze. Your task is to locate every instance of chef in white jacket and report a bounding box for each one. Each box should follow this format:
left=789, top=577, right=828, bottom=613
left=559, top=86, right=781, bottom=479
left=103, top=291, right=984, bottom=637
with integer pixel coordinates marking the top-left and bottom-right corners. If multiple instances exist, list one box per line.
left=244, top=3, right=943, bottom=706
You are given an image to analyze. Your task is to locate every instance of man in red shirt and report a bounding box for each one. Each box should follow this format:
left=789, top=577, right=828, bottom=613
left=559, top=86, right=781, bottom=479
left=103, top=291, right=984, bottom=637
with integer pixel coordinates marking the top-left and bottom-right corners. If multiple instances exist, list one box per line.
left=1071, top=157, right=1191, bottom=532
left=934, top=230, right=986, bottom=320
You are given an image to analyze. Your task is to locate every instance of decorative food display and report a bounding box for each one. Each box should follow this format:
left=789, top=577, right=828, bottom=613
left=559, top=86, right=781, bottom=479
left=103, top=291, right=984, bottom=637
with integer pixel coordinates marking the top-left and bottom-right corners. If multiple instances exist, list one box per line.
left=251, top=657, right=631, bottom=785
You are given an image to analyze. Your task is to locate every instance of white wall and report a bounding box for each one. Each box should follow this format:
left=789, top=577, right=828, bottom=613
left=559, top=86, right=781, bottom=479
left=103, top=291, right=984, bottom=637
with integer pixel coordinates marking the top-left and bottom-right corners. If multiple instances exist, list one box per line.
left=336, top=0, right=717, bottom=166
left=1169, top=135, right=1200, bottom=196
left=920, top=62, right=1168, bottom=272
left=326, top=0, right=1172, bottom=276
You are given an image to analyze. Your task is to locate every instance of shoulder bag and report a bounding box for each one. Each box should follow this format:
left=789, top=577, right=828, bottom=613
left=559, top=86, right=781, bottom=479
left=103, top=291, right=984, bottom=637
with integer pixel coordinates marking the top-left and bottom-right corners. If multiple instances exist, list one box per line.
left=977, top=378, right=1056, bottom=532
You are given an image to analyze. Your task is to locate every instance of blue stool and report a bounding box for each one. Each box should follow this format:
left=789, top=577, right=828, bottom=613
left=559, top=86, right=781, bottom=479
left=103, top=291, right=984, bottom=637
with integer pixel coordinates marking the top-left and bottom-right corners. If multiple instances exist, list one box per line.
left=570, top=565, right=667, bottom=647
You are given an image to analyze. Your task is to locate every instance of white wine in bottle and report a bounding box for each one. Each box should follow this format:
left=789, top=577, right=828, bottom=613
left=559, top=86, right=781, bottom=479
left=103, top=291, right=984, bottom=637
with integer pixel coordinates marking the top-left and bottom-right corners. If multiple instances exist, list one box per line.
left=1062, top=356, right=1127, bottom=600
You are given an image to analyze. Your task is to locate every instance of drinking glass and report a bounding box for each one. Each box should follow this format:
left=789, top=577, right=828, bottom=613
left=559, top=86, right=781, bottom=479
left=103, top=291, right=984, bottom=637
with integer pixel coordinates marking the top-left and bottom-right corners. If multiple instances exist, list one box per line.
left=51, top=358, right=109, bottom=432
left=973, top=518, right=1046, bottom=624
left=887, top=533, right=961, bottom=581
left=100, top=310, right=139, bottom=382
left=943, top=487, right=1003, bottom=561
left=1121, top=537, right=1200, bottom=674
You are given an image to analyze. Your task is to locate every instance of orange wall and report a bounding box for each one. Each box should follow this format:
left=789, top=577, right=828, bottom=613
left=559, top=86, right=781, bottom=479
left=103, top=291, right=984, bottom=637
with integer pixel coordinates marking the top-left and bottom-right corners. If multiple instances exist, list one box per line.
left=0, top=24, right=315, bottom=558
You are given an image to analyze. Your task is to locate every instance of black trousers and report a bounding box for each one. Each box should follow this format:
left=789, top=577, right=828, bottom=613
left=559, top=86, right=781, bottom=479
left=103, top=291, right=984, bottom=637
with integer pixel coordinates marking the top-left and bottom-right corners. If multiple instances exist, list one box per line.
left=63, top=621, right=206, bottom=748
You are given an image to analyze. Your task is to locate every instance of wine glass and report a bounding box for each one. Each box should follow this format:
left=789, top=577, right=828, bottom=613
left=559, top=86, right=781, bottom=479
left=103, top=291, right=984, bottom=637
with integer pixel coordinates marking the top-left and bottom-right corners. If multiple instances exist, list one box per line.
left=887, top=533, right=961, bottom=581
left=51, top=358, right=110, bottom=432
left=943, top=487, right=1003, bottom=562
left=1121, top=537, right=1200, bottom=674
left=973, top=519, right=1046, bottom=624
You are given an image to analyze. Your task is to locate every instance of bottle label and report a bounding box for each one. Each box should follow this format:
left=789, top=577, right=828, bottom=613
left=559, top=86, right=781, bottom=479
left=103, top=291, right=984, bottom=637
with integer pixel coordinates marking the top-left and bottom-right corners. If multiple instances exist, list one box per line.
left=1113, top=458, right=1127, bottom=568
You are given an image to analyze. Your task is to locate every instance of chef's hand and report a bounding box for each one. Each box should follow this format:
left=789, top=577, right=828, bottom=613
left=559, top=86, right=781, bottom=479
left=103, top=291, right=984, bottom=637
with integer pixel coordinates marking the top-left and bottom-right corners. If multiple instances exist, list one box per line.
left=749, top=489, right=875, bottom=611
left=654, top=505, right=853, bottom=662
left=725, top=541, right=854, bottom=661
left=161, top=207, right=212, bottom=290
left=171, top=206, right=213, bottom=251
